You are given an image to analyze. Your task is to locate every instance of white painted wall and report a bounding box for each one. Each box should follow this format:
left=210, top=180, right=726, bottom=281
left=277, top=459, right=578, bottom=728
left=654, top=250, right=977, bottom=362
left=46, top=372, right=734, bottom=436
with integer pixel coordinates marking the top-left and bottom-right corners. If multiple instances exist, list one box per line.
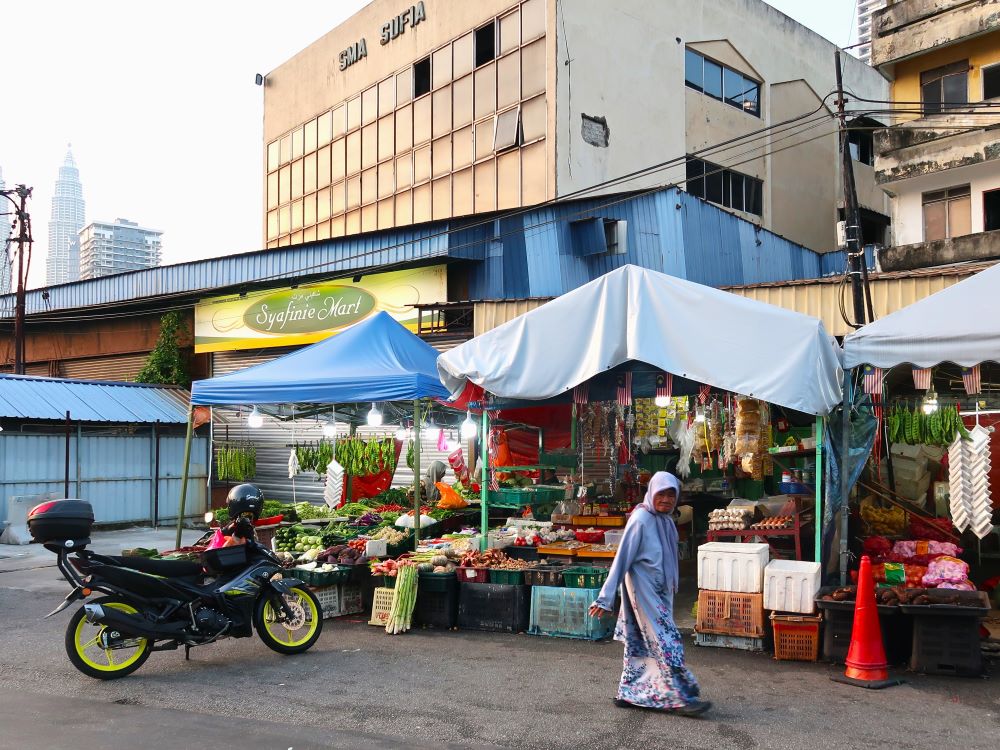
left=553, top=0, right=890, bottom=252
left=890, top=160, right=1000, bottom=245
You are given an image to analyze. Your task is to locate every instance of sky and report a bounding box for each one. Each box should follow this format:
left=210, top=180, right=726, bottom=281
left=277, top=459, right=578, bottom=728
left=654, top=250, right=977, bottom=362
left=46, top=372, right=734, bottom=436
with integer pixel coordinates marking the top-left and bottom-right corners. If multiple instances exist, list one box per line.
left=0, top=0, right=859, bottom=289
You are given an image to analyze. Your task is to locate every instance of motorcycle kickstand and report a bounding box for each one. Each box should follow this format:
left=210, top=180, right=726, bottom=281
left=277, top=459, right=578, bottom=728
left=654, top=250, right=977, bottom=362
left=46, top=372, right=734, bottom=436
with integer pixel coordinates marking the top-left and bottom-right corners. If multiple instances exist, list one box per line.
left=184, top=644, right=192, bottom=661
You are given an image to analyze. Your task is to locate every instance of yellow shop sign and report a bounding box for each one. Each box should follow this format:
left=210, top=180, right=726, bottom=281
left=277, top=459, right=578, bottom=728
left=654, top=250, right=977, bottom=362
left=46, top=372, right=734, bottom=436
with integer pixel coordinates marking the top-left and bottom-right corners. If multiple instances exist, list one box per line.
left=194, top=265, right=446, bottom=353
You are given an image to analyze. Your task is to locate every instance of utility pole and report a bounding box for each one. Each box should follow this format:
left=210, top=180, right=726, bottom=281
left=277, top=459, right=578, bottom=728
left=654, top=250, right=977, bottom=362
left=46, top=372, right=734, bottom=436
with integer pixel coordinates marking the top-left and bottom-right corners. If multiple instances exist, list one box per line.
left=834, top=51, right=875, bottom=327
left=1, top=184, right=33, bottom=374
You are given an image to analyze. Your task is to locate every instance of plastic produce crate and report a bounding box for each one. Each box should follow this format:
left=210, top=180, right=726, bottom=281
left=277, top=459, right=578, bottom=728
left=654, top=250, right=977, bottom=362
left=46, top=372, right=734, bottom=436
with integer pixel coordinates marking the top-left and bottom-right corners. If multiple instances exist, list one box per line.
left=457, top=567, right=490, bottom=584
left=816, top=591, right=911, bottom=665
left=487, top=488, right=535, bottom=508
left=770, top=613, right=821, bottom=662
left=523, top=563, right=569, bottom=587
left=693, top=632, right=764, bottom=651
left=575, top=529, right=606, bottom=544
left=529, top=585, right=615, bottom=640
left=337, top=583, right=364, bottom=616
left=562, top=566, right=610, bottom=589
left=593, top=516, right=626, bottom=528
left=604, top=530, right=625, bottom=546
left=458, top=583, right=531, bottom=633
left=696, top=590, right=765, bottom=637
left=418, top=571, right=457, bottom=593
left=414, top=576, right=459, bottom=629
left=533, top=486, right=566, bottom=503
left=368, top=587, right=395, bottom=627
left=488, top=568, right=527, bottom=585
left=309, top=585, right=340, bottom=619
left=293, top=566, right=351, bottom=586
left=505, top=546, right=540, bottom=562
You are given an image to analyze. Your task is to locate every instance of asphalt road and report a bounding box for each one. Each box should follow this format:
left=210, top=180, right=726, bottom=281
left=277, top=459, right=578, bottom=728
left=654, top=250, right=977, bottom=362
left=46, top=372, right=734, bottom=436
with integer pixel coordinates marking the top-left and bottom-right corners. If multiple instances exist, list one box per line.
left=1, top=565, right=999, bottom=750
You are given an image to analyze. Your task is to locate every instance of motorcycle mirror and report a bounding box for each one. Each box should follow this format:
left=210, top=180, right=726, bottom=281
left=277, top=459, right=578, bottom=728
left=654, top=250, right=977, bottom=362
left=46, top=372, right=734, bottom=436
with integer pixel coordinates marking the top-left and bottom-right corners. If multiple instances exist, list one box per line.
left=204, top=511, right=214, bottom=524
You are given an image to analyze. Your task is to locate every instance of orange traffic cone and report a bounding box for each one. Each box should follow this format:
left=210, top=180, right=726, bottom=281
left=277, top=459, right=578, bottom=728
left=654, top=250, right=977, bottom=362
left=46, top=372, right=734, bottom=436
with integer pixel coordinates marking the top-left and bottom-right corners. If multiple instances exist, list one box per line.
left=831, top=555, right=903, bottom=689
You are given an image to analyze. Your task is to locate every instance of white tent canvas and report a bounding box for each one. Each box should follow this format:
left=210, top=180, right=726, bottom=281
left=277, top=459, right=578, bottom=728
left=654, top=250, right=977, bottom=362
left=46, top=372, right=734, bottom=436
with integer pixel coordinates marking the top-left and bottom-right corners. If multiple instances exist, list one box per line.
left=438, top=265, right=843, bottom=415
left=843, top=262, right=1000, bottom=369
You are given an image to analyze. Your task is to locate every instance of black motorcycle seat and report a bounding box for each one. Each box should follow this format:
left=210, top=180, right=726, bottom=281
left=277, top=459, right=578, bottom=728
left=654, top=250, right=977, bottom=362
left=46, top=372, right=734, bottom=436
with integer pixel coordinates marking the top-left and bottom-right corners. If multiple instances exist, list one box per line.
left=107, top=555, right=204, bottom=578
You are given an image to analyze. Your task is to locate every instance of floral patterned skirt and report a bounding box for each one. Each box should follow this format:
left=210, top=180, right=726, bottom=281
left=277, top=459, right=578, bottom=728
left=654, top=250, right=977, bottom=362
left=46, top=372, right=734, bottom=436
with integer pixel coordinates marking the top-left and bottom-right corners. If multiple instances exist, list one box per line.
left=614, top=576, right=700, bottom=709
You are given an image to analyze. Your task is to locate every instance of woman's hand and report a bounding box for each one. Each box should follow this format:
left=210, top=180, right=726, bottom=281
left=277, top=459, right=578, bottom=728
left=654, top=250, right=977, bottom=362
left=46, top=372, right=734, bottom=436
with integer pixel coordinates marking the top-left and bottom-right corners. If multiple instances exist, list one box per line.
left=589, top=603, right=611, bottom=618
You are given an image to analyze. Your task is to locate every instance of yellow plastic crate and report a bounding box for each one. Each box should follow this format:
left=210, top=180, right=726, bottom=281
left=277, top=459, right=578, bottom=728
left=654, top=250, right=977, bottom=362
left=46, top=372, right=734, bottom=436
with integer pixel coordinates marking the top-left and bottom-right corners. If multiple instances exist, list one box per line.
left=593, top=516, right=626, bottom=528
left=368, top=587, right=394, bottom=627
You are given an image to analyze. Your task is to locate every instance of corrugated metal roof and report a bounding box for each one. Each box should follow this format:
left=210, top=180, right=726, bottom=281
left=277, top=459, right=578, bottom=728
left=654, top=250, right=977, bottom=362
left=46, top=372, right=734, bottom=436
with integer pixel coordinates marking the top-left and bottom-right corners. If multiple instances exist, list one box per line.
left=725, top=261, right=994, bottom=337
left=0, top=375, right=190, bottom=424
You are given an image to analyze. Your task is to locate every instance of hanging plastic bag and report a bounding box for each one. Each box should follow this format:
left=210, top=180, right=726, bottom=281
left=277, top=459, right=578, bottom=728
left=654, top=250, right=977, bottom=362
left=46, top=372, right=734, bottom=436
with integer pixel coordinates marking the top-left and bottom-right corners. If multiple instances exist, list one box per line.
left=448, top=447, right=470, bottom=484
left=436, top=482, right=468, bottom=509
left=205, top=527, right=227, bottom=551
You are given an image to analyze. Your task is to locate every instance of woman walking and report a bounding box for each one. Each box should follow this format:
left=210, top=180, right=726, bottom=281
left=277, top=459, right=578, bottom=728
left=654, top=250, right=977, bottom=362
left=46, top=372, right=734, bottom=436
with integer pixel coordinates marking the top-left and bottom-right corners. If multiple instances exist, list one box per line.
left=589, top=471, right=710, bottom=716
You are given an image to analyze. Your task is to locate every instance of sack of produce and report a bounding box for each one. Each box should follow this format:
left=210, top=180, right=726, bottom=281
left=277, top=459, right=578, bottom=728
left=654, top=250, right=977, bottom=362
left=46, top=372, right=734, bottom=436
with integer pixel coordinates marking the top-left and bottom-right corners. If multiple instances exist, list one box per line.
left=922, top=556, right=970, bottom=587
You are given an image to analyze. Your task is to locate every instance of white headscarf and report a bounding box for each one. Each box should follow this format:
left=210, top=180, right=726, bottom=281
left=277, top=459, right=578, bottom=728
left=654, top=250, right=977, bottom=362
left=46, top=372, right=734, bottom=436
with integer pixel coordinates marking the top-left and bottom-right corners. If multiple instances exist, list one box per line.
left=639, top=471, right=681, bottom=592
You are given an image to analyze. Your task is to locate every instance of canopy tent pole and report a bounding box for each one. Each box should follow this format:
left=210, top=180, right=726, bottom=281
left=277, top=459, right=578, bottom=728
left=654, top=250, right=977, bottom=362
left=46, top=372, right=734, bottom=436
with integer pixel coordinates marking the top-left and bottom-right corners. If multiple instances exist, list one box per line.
left=413, top=399, right=422, bottom=549
left=480, top=409, right=489, bottom=552
left=839, top=372, right=852, bottom=585
left=174, top=404, right=195, bottom=549
left=814, top=416, right=823, bottom=563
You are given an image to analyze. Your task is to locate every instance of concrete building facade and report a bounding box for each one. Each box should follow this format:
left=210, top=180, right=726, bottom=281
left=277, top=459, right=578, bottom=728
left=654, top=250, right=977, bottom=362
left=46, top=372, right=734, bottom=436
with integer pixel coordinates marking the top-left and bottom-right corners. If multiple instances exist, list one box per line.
left=262, top=0, right=890, bottom=256
left=856, top=0, right=887, bottom=65
left=79, top=218, right=163, bottom=280
left=45, top=148, right=86, bottom=285
left=872, top=0, right=1000, bottom=271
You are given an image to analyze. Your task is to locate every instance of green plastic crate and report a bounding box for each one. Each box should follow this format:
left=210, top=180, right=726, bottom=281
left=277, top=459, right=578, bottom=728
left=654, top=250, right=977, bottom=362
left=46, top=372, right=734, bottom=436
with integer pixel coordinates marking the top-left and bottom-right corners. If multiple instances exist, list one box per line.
left=488, top=568, right=526, bottom=585
left=487, top=488, right=535, bottom=508
left=532, top=486, right=566, bottom=503
left=562, top=566, right=610, bottom=589
left=529, top=585, right=615, bottom=640
left=293, top=566, right=352, bottom=586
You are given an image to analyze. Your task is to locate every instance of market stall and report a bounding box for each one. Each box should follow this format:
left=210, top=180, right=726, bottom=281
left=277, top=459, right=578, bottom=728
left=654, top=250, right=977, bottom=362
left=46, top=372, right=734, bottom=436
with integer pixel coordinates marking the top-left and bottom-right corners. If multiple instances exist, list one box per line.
left=175, top=311, right=453, bottom=550
left=840, top=263, right=1000, bottom=674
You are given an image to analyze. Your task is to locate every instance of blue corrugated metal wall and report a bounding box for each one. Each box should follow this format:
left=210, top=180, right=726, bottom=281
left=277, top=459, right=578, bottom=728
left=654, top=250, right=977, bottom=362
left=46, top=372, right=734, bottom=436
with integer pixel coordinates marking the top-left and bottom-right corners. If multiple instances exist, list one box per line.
left=0, top=433, right=208, bottom=525
left=463, top=189, right=831, bottom=299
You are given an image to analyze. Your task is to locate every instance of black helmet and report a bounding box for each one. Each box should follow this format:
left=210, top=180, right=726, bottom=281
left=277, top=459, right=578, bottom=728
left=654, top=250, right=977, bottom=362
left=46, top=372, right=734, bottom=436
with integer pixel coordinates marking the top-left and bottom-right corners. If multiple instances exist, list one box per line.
left=226, top=484, right=264, bottom=522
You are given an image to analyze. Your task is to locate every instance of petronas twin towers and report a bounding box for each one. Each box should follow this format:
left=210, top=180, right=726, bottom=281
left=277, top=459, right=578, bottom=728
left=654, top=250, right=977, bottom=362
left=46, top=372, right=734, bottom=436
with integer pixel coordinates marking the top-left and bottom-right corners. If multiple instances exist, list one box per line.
left=46, top=146, right=86, bottom=286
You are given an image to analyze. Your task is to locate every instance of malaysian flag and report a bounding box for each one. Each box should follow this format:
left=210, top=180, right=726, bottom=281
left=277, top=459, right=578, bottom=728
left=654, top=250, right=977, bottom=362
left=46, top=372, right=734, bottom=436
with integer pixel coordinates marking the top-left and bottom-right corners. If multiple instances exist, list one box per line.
left=655, top=373, right=673, bottom=401
left=573, top=383, right=589, bottom=405
left=912, top=368, right=932, bottom=390
left=616, top=372, right=633, bottom=407
left=698, top=384, right=711, bottom=404
left=962, top=365, right=981, bottom=395
left=862, top=365, right=883, bottom=395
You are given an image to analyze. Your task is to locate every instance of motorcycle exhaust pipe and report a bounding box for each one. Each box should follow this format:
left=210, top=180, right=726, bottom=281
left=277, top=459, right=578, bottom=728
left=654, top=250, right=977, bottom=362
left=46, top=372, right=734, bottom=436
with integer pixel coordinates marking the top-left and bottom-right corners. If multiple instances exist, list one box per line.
left=82, top=603, right=186, bottom=640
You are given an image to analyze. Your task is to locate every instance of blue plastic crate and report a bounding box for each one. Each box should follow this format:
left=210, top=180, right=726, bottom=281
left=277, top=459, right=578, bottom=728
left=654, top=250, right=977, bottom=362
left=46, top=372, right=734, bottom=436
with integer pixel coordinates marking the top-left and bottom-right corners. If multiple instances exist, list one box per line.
left=528, top=585, right=615, bottom=641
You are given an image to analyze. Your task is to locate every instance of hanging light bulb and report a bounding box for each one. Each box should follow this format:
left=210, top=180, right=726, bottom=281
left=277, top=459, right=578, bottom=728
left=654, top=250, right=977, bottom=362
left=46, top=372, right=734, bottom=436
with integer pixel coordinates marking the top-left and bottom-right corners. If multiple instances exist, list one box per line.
left=461, top=411, right=478, bottom=440
left=367, top=403, right=383, bottom=427
left=425, top=417, right=441, bottom=440
left=394, top=425, right=407, bottom=441
left=322, top=418, right=338, bottom=438
left=922, top=388, right=939, bottom=415
left=654, top=395, right=671, bottom=408
left=694, top=405, right=707, bottom=423
left=247, top=406, right=264, bottom=429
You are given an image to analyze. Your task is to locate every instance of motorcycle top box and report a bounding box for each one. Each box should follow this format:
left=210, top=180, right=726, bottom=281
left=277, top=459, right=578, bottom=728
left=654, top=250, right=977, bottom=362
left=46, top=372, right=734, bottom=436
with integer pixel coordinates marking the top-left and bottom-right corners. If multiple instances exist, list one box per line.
left=27, top=499, right=94, bottom=543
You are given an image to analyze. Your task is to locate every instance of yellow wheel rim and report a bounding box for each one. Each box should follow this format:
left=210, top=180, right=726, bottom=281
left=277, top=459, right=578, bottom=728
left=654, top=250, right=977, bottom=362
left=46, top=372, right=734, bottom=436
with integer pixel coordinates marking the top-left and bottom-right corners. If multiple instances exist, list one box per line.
left=73, top=602, right=148, bottom=673
left=262, top=588, right=320, bottom=647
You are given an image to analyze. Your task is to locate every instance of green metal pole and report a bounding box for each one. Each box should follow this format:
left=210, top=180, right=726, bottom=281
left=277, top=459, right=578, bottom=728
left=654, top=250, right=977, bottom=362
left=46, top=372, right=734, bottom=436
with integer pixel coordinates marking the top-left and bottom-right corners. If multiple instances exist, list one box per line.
left=814, top=416, right=824, bottom=564
left=174, top=405, right=195, bottom=549
left=571, top=404, right=577, bottom=451
left=480, top=409, right=489, bottom=552
left=413, top=399, right=422, bottom=550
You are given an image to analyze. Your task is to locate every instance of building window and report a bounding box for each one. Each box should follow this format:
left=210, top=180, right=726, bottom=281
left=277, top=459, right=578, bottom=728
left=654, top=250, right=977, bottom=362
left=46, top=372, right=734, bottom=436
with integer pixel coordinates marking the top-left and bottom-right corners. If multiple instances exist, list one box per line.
left=984, top=188, right=1000, bottom=231
left=920, top=61, right=968, bottom=115
left=984, top=64, right=1000, bottom=100
left=686, top=157, right=763, bottom=216
left=413, top=57, right=431, bottom=98
left=922, top=185, right=971, bottom=241
left=684, top=49, right=760, bottom=116
left=475, top=21, right=496, bottom=68
left=494, top=107, right=522, bottom=151
left=848, top=128, right=874, bottom=166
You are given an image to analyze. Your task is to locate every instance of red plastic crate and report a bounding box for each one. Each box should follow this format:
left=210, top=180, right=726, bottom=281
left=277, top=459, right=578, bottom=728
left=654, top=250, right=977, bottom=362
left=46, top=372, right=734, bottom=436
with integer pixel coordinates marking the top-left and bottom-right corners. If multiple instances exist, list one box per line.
left=575, top=529, right=605, bottom=544
left=770, top=613, right=821, bottom=662
left=456, top=567, right=490, bottom=584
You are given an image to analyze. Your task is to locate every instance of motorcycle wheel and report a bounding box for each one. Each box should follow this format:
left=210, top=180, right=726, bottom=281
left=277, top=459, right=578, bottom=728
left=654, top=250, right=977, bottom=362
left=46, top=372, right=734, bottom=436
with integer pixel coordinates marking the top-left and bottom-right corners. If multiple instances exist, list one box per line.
left=254, top=586, right=323, bottom=655
left=65, top=596, right=152, bottom=680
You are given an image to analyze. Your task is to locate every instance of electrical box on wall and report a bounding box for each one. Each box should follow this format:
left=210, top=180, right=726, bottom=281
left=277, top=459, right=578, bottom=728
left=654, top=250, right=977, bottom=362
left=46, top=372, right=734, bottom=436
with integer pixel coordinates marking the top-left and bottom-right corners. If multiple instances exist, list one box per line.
left=836, top=220, right=847, bottom=249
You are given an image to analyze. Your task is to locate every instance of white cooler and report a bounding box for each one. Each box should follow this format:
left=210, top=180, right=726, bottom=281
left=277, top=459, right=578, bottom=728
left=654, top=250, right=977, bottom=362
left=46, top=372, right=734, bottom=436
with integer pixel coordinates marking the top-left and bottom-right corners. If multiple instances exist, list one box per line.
left=697, top=542, right=769, bottom=593
left=763, top=559, right=821, bottom=613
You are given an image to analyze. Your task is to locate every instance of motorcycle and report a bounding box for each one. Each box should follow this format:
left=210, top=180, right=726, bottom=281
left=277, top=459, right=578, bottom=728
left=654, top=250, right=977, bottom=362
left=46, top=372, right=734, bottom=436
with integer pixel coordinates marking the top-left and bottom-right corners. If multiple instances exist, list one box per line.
left=30, top=500, right=323, bottom=680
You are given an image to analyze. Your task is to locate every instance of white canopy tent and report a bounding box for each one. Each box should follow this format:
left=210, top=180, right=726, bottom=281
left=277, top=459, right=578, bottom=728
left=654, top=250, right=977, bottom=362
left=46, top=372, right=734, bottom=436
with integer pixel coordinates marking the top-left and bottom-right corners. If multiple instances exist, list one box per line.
left=843, top=262, right=1000, bottom=369
left=438, top=264, right=843, bottom=415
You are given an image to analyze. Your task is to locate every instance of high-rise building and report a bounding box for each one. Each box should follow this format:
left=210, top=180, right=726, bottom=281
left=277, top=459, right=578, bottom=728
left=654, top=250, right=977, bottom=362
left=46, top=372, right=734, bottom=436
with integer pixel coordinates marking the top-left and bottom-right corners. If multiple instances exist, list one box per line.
left=856, top=0, right=887, bottom=65
left=79, top=218, right=162, bottom=279
left=46, top=147, right=86, bottom=286
left=0, top=166, right=11, bottom=294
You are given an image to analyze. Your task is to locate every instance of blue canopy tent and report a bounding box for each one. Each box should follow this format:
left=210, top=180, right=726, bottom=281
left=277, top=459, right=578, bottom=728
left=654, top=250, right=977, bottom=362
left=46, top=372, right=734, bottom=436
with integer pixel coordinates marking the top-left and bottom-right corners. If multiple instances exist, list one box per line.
left=174, top=312, right=451, bottom=547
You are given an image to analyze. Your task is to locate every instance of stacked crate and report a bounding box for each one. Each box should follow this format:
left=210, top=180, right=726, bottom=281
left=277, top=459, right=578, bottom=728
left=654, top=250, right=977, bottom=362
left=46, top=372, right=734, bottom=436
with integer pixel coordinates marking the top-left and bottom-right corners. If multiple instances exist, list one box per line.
left=694, top=542, right=769, bottom=650
left=763, top=560, right=822, bottom=661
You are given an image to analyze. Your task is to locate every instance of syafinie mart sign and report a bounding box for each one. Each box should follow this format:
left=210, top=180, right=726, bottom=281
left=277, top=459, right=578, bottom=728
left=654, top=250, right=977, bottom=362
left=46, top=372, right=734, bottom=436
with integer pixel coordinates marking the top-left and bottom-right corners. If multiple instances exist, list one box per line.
left=194, top=265, right=446, bottom=353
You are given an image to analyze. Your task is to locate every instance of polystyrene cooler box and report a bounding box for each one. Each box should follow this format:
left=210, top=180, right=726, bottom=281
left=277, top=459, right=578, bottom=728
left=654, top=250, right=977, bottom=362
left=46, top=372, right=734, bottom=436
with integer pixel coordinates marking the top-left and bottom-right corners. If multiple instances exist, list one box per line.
left=697, top=542, right=769, bottom=593
left=763, top=559, right=821, bottom=614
